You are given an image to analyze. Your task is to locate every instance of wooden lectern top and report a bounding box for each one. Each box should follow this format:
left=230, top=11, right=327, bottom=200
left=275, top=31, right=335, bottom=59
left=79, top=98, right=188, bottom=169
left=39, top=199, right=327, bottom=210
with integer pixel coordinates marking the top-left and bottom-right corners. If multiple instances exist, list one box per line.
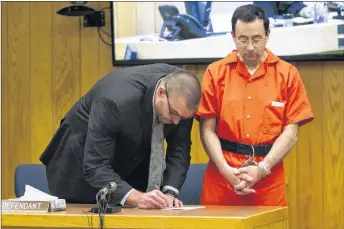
left=2, top=204, right=288, bottom=229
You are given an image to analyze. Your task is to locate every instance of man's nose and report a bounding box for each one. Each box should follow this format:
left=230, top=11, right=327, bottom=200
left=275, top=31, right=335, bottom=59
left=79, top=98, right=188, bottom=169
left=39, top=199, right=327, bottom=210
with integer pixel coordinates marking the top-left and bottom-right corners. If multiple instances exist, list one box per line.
left=247, top=42, right=255, bottom=51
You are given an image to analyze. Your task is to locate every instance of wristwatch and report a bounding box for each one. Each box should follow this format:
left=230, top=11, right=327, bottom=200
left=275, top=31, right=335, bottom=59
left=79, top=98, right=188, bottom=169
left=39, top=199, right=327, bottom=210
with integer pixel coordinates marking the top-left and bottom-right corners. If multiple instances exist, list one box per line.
left=257, top=161, right=271, bottom=177
left=163, top=189, right=179, bottom=198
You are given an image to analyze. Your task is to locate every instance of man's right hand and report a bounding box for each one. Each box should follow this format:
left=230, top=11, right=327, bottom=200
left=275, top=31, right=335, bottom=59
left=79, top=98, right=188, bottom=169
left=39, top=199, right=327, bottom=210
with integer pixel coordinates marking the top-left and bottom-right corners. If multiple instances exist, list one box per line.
left=219, top=164, right=256, bottom=195
left=126, top=189, right=168, bottom=209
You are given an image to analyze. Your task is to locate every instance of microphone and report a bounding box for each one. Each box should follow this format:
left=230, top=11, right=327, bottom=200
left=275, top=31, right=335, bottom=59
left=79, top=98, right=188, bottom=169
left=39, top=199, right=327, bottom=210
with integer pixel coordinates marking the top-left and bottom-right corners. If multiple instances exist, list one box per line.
left=97, top=182, right=117, bottom=203
left=91, top=182, right=121, bottom=214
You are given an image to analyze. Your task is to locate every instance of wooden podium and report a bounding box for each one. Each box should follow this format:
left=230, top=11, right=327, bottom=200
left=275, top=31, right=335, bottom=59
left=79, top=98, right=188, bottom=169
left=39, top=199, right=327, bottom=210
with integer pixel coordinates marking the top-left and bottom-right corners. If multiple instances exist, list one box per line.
left=2, top=204, right=288, bottom=229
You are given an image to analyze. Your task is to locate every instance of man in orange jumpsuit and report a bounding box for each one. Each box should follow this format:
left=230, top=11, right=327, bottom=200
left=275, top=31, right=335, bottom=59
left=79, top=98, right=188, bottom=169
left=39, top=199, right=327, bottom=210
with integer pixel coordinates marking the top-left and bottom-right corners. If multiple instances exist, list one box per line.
left=196, top=4, right=314, bottom=206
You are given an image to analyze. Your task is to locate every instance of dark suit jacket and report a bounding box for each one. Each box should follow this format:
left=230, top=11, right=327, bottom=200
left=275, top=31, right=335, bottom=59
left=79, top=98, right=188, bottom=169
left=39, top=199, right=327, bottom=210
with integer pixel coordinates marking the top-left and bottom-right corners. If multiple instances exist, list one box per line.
left=40, top=63, right=194, bottom=205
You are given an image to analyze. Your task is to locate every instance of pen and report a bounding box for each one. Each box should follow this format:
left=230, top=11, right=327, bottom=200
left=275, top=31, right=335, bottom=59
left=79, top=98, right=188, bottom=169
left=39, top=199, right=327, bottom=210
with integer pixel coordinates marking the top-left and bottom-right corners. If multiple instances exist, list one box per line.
left=154, top=184, right=168, bottom=208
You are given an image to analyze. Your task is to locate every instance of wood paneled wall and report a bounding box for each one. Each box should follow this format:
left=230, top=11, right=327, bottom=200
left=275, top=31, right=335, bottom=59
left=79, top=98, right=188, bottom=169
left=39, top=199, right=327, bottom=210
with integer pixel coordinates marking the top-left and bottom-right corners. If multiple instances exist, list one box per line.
left=2, top=2, right=343, bottom=229
left=1, top=1, right=115, bottom=197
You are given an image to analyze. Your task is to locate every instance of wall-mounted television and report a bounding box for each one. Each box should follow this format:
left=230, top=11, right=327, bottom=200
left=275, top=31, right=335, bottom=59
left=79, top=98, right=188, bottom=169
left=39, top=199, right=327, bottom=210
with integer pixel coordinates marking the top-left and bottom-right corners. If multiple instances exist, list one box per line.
left=110, top=1, right=344, bottom=66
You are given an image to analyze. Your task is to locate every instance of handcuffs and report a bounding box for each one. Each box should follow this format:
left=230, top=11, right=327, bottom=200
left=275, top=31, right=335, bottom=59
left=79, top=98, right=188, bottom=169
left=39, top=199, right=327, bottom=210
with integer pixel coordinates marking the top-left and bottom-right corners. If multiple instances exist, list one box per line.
left=240, top=145, right=271, bottom=177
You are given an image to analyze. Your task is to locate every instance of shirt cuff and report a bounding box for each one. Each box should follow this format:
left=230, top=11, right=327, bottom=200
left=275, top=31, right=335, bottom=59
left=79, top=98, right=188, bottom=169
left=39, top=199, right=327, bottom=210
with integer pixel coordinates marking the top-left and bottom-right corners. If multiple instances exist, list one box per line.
left=120, top=188, right=135, bottom=206
left=162, top=185, right=179, bottom=195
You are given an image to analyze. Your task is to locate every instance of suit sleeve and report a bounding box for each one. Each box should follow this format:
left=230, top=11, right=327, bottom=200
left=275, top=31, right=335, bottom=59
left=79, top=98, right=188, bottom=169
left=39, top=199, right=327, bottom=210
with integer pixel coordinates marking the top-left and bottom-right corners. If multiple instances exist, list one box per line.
left=83, top=97, right=132, bottom=205
left=163, top=118, right=193, bottom=191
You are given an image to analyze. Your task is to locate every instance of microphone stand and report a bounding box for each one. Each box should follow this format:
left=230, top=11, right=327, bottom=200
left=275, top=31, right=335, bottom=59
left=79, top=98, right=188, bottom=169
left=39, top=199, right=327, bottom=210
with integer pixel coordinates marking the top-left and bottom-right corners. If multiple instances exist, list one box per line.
left=333, top=2, right=344, bottom=20
left=91, top=188, right=122, bottom=214
left=333, top=7, right=344, bottom=20
left=89, top=183, right=122, bottom=229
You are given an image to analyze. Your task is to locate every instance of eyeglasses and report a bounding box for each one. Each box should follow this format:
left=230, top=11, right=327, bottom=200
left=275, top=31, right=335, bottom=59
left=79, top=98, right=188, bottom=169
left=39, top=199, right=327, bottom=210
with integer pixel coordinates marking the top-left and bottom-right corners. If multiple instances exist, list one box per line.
left=165, top=82, right=189, bottom=120
left=236, top=37, right=265, bottom=47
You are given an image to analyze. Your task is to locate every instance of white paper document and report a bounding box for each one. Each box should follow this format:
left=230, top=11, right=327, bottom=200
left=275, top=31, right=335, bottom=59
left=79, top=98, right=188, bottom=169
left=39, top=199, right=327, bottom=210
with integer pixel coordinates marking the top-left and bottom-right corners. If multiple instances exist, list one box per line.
left=18, top=185, right=58, bottom=201
left=161, top=206, right=205, bottom=211
left=7, top=185, right=66, bottom=211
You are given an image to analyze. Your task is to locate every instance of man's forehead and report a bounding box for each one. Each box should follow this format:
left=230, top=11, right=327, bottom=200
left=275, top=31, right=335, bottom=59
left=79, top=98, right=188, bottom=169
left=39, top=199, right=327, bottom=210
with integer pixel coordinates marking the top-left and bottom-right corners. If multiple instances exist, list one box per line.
left=170, top=95, right=187, bottom=107
left=170, top=96, right=193, bottom=114
left=235, top=19, right=265, bottom=34
left=236, top=18, right=265, bottom=26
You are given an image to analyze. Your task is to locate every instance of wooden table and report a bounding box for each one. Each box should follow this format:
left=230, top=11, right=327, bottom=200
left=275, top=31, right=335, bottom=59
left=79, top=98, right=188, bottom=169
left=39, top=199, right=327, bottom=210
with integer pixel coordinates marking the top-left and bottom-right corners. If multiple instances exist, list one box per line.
left=2, top=204, right=288, bottom=229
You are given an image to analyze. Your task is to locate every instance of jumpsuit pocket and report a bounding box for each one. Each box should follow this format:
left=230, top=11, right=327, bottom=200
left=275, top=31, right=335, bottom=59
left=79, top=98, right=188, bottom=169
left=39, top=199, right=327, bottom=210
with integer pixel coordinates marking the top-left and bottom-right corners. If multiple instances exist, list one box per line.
left=263, top=105, right=285, bottom=135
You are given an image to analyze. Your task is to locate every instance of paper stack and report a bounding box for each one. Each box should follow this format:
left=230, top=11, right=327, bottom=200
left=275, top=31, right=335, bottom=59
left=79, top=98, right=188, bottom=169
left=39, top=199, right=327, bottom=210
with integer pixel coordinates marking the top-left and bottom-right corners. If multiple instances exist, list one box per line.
left=2, top=185, right=66, bottom=212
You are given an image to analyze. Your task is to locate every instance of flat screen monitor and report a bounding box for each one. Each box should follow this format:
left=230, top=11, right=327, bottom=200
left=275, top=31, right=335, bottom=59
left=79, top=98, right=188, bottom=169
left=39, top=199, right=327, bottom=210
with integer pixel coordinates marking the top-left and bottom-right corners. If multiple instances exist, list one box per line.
left=110, top=1, right=344, bottom=66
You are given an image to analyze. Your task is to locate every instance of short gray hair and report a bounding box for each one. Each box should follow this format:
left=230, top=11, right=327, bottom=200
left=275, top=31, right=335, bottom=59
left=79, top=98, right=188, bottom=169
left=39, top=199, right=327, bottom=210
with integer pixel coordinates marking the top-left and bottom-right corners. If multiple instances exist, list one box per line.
left=164, top=71, right=201, bottom=110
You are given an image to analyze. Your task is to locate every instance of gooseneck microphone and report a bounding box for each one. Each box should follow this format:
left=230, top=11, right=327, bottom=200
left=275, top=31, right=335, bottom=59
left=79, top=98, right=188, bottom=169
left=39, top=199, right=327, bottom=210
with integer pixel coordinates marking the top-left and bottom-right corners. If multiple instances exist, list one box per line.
left=97, top=182, right=117, bottom=203
left=90, top=182, right=122, bottom=229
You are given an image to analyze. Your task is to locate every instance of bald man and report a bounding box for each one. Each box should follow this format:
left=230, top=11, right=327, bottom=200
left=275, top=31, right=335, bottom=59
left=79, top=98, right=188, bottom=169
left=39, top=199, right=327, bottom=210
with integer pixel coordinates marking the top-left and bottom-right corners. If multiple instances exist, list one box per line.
left=40, top=63, right=201, bottom=209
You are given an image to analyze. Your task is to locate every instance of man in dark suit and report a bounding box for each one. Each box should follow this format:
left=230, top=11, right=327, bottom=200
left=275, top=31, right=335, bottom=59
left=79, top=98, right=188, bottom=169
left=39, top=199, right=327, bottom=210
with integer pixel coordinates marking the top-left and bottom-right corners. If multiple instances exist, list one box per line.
left=39, top=63, right=201, bottom=209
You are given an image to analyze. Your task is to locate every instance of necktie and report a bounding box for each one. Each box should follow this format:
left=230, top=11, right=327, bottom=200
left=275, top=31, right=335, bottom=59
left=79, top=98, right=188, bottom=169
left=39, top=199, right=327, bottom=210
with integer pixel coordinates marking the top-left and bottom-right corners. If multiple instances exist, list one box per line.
left=146, top=78, right=166, bottom=192
left=146, top=121, right=166, bottom=192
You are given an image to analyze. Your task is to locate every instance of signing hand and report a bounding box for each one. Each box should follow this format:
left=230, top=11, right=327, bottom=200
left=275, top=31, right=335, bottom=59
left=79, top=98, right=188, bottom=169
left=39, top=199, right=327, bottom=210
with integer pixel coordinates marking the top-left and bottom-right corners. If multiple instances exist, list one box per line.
left=133, top=189, right=168, bottom=209
left=161, top=194, right=183, bottom=208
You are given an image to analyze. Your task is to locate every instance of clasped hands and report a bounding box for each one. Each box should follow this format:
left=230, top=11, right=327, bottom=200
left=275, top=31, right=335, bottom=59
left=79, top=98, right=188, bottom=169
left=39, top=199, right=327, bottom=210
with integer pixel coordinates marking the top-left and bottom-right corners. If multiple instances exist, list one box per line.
left=220, top=164, right=264, bottom=195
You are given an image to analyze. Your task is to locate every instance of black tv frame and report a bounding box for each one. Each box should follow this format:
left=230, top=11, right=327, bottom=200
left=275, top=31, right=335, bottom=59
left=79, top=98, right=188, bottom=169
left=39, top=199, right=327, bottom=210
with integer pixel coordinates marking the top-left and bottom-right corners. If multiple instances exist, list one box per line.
left=110, top=2, right=344, bottom=67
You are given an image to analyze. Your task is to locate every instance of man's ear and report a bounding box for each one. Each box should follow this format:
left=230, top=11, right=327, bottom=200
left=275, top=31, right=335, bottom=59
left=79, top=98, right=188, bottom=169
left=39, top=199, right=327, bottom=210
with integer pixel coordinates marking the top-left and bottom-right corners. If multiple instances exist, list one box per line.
left=157, top=87, right=166, bottom=97
left=231, top=31, right=236, bottom=42
left=266, top=30, right=270, bottom=41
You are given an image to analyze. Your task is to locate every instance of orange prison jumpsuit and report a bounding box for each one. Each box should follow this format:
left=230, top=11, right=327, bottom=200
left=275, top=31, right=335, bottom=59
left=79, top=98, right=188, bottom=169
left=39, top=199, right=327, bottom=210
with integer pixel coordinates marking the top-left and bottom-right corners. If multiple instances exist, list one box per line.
left=196, top=49, right=314, bottom=206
